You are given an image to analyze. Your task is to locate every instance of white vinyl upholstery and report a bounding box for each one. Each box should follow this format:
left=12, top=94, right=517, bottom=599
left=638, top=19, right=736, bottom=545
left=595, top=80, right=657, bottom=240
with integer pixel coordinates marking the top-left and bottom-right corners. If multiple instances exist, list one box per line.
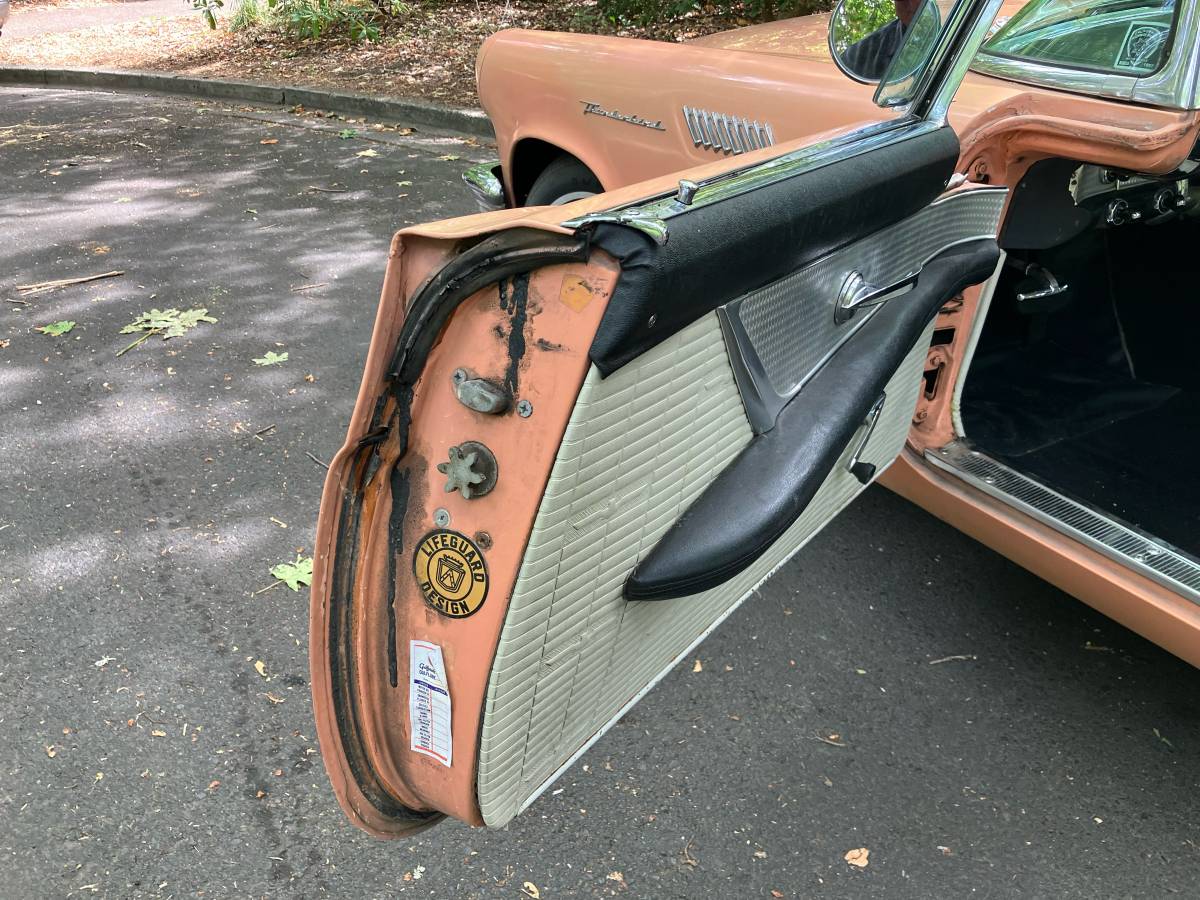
left=477, top=311, right=933, bottom=825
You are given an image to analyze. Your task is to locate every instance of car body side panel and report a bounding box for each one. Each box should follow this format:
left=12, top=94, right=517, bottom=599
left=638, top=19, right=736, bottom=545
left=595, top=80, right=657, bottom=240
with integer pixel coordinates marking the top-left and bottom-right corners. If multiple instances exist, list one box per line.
left=478, top=29, right=887, bottom=200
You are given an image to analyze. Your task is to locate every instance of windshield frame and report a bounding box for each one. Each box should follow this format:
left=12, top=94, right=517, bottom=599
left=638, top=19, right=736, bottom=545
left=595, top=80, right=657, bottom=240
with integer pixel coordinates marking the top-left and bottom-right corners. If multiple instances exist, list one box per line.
left=981, top=0, right=1181, bottom=78
left=968, top=0, right=1200, bottom=109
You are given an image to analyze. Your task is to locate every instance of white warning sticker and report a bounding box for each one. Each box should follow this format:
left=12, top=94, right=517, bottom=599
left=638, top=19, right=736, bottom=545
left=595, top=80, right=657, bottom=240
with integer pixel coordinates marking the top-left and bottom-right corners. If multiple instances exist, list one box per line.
left=409, top=640, right=452, bottom=766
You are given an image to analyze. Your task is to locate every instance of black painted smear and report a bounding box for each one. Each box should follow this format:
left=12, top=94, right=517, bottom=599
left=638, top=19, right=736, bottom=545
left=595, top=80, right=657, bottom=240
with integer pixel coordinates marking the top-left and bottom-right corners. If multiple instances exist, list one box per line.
left=497, top=274, right=530, bottom=398
left=386, top=459, right=409, bottom=689
left=535, top=337, right=563, bottom=352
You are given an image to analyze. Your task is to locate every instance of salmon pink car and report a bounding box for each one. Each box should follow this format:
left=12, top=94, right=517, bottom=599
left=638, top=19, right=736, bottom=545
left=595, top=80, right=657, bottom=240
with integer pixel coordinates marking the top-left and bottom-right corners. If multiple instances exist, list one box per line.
left=310, top=0, right=1200, bottom=837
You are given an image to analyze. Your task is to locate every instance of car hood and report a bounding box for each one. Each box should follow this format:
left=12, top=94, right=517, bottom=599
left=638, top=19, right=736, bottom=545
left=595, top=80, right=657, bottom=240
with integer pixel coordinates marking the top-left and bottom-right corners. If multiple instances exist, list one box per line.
left=688, top=13, right=832, bottom=60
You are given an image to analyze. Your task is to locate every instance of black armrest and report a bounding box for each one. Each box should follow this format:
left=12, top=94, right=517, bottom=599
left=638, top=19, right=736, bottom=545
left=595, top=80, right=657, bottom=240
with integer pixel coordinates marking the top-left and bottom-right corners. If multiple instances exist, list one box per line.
left=624, top=239, right=1000, bottom=601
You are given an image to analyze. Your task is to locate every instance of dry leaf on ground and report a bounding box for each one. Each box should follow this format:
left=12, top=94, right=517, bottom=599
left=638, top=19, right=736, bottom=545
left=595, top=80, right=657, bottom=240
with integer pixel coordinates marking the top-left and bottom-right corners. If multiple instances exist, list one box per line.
left=844, top=847, right=870, bottom=868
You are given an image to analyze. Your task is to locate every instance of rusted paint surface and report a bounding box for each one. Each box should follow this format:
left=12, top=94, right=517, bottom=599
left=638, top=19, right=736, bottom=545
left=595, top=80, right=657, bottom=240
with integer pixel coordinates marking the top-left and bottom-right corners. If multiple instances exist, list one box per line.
left=310, top=223, right=620, bottom=836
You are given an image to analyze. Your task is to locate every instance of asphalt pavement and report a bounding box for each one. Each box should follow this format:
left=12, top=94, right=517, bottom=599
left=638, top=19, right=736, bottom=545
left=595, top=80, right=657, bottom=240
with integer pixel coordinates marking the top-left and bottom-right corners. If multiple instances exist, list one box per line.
left=3, top=86, right=1200, bottom=900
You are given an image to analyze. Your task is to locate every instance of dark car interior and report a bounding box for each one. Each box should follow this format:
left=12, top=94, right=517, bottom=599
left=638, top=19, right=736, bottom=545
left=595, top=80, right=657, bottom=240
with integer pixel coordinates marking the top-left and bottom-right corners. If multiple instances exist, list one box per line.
left=961, top=157, right=1200, bottom=559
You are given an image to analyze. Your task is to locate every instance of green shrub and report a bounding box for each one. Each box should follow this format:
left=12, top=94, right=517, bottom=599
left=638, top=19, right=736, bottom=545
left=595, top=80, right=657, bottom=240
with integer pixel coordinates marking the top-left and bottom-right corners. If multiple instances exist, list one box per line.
left=230, top=0, right=269, bottom=31
left=204, top=0, right=413, bottom=41
left=595, top=0, right=832, bottom=27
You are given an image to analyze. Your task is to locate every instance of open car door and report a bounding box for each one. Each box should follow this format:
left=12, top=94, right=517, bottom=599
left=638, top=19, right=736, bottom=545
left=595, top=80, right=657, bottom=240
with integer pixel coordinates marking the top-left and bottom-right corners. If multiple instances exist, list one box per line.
left=311, top=0, right=1007, bottom=837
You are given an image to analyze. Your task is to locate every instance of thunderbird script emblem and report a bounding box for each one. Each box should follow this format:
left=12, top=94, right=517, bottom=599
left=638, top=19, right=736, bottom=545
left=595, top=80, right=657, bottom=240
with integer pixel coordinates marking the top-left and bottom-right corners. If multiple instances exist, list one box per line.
left=580, top=101, right=665, bottom=132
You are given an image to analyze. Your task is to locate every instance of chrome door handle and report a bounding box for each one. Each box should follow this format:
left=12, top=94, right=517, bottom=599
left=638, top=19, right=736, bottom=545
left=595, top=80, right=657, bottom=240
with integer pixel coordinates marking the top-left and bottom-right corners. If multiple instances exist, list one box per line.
left=834, top=270, right=920, bottom=325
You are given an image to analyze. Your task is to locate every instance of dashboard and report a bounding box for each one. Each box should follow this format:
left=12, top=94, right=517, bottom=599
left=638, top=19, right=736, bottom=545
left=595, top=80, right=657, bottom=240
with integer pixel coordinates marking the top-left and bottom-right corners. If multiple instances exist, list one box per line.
left=1070, top=164, right=1196, bottom=228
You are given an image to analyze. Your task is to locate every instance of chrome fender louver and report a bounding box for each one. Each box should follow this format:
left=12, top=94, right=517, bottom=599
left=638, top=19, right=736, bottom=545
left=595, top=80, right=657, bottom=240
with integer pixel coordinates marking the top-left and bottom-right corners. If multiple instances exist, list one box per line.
left=682, top=106, right=775, bottom=155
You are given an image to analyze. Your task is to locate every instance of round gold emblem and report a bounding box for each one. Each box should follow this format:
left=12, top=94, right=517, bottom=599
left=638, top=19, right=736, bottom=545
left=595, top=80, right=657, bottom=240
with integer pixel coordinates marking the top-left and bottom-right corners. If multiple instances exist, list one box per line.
left=413, top=529, right=489, bottom=618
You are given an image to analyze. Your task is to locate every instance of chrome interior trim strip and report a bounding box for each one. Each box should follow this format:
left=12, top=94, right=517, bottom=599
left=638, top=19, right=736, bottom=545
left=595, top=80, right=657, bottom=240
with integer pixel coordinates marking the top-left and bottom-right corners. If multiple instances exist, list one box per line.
left=719, top=187, right=1007, bottom=433
left=926, top=441, right=1200, bottom=604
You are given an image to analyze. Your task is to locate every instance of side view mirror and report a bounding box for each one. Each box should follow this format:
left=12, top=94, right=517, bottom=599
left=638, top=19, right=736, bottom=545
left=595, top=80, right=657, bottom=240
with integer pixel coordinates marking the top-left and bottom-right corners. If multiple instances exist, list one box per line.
left=828, top=0, right=942, bottom=87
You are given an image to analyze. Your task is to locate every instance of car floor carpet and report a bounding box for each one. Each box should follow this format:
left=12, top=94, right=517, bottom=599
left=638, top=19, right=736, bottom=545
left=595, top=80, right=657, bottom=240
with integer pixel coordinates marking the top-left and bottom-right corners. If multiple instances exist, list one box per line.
left=992, top=390, right=1200, bottom=559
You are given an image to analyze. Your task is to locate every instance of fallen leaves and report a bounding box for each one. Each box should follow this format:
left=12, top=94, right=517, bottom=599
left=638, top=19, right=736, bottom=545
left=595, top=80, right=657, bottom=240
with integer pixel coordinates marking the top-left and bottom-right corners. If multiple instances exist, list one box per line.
left=260, top=138, right=279, bottom=145
left=118, top=308, right=217, bottom=356
left=337, top=128, right=358, bottom=139
left=271, top=555, right=313, bottom=591
left=36, top=320, right=75, bottom=336
left=521, top=883, right=540, bottom=899
left=844, top=847, right=870, bottom=868
left=692, top=659, right=702, bottom=673
left=264, top=692, right=286, bottom=705
left=355, top=148, right=379, bottom=158
left=253, top=350, right=289, bottom=367
left=254, top=660, right=268, bottom=678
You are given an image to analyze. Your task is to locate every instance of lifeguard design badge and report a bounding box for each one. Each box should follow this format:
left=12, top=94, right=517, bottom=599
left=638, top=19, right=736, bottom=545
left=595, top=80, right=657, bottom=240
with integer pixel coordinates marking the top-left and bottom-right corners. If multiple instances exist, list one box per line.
left=413, top=529, right=489, bottom=618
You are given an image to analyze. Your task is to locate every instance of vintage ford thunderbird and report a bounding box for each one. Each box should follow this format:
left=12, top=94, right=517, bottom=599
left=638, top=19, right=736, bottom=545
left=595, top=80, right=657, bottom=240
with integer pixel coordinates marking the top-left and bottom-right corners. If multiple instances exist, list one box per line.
left=311, top=0, right=1200, bottom=836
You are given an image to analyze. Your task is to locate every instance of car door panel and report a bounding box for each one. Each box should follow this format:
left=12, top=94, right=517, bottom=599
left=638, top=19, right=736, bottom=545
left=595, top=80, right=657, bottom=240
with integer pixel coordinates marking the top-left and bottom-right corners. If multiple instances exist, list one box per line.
left=312, top=187, right=1004, bottom=836
left=312, top=0, right=1012, bottom=836
left=478, top=308, right=938, bottom=826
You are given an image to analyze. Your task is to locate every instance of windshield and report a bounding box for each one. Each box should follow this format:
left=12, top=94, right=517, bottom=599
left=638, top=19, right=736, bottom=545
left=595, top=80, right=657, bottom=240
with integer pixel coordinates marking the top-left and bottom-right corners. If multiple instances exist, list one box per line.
left=980, top=0, right=1178, bottom=75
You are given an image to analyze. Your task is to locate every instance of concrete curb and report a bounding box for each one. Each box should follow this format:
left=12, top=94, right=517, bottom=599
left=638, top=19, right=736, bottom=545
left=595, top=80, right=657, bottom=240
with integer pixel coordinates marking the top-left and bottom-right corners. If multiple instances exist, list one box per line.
left=0, top=66, right=495, bottom=138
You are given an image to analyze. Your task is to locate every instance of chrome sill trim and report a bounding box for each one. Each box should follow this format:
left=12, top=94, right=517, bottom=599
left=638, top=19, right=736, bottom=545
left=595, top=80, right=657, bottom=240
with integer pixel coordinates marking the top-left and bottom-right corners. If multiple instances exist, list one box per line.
left=925, top=441, right=1200, bottom=605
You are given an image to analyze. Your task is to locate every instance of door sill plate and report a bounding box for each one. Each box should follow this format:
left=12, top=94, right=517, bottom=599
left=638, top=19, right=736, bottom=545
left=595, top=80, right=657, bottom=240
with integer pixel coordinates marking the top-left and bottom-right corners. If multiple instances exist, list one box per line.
left=925, top=441, right=1200, bottom=605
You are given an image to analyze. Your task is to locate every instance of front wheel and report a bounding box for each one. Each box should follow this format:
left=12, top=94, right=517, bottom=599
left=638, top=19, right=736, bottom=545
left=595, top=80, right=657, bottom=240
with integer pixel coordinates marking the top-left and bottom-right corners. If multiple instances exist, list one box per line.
left=525, top=156, right=602, bottom=206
